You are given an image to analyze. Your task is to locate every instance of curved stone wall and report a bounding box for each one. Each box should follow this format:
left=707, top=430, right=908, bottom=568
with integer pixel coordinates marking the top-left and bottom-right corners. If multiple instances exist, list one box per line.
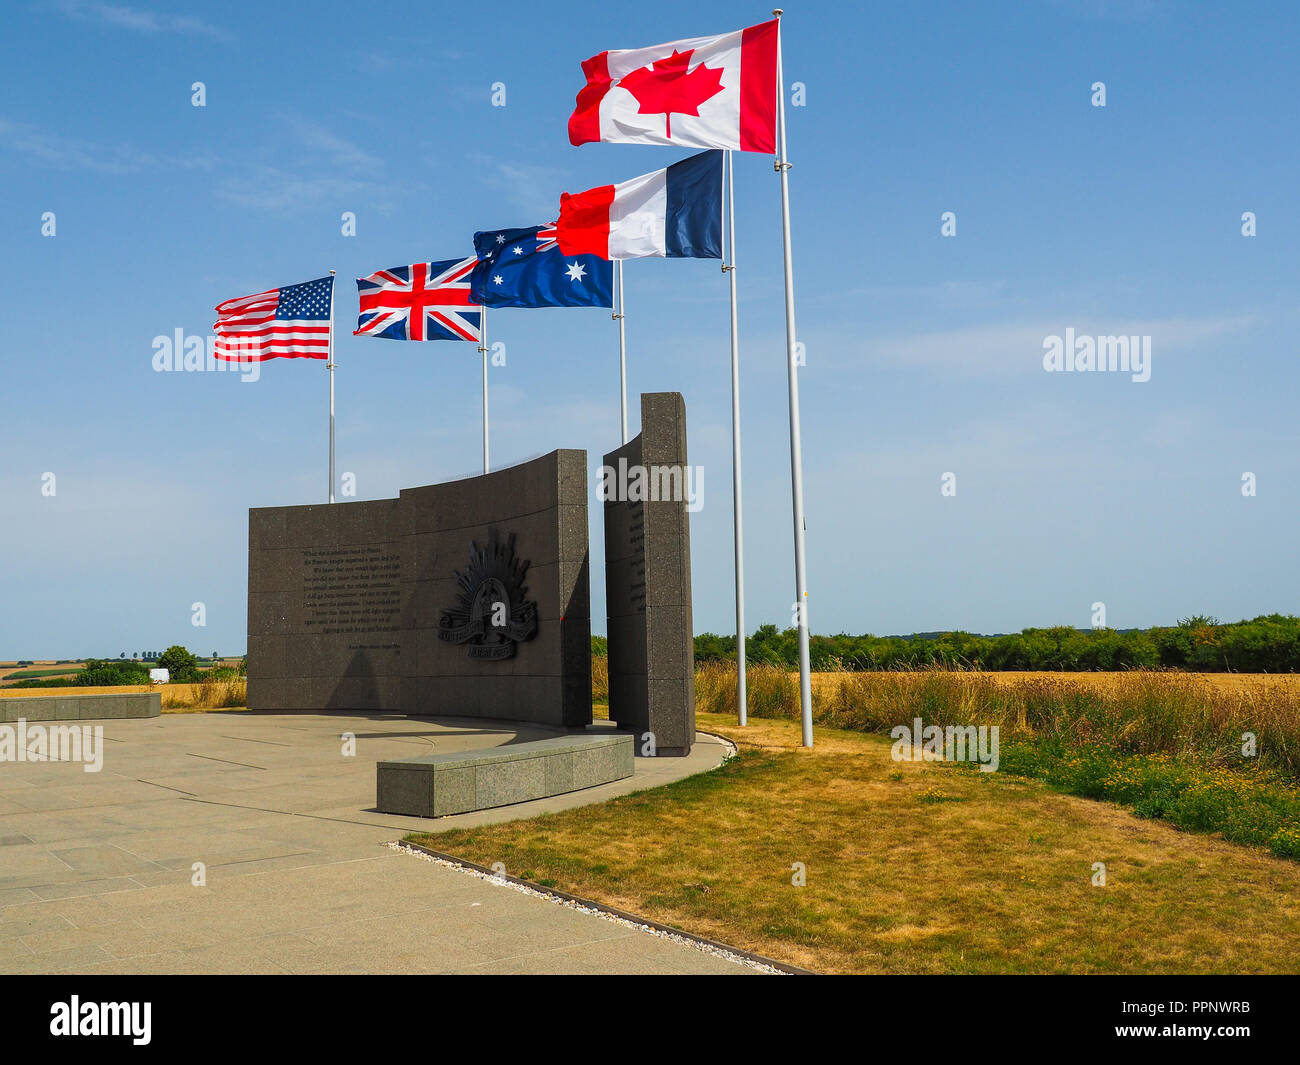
left=246, top=449, right=591, bottom=728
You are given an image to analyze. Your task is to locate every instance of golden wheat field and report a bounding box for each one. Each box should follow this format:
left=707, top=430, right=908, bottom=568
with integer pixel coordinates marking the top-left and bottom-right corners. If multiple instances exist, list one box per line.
left=7, top=668, right=1300, bottom=745
left=0, top=685, right=151, bottom=697
left=691, top=663, right=1300, bottom=777
left=810, top=669, right=1300, bottom=694
left=0, top=681, right=247, bottom=710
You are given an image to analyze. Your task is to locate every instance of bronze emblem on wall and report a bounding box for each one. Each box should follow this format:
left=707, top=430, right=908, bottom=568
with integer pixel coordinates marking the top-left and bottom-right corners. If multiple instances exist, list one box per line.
left=437, top=529, right=538, bottom=660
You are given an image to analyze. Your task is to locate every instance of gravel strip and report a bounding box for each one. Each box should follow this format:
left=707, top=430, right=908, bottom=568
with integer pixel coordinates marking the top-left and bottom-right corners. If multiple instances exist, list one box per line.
left=388, top=840, right=789, bottom=974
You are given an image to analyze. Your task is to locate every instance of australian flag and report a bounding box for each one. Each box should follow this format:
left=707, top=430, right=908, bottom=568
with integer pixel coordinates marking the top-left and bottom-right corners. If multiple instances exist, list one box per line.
left=469, top=225, right=612, bottom=308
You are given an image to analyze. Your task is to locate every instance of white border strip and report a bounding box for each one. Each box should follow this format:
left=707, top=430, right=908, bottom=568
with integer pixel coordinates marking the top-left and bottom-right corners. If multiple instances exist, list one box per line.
left=387, top=840, right=786, bottom=975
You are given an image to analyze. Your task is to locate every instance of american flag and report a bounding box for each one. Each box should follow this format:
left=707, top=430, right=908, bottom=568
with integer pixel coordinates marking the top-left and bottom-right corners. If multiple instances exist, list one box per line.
left=354, top=257, right=481, bottom=342
left=213, top=275, right=334, bottom=362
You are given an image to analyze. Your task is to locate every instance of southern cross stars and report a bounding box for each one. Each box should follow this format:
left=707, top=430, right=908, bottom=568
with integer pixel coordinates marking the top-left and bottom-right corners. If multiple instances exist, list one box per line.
left=495, top=234, right=505, bottom=244
left=565, top=261, right=586, bottom=282
left=511, top=246, right=523, bottom=255
left=493, top=275, right=504, bottom=285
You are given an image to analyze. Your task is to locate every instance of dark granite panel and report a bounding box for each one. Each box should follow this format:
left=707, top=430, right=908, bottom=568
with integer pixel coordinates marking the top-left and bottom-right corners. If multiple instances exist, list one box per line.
left=247, top=452, right=591, bottom=728
left=602, top=394, right=694, bottom=755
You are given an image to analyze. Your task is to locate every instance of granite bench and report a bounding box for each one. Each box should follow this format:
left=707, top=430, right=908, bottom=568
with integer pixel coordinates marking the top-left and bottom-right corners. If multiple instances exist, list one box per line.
left=0, top=692, right=162, bottom=723
left=376, top=732, right=635, bottom=818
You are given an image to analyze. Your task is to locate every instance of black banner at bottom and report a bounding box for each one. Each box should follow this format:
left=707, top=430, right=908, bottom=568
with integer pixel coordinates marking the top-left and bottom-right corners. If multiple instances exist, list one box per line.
left=1, top=973, right=1295, bottom=1053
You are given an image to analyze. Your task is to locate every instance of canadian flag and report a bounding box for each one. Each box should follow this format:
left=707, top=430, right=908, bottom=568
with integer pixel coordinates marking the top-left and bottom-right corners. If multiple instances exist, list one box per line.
left=556, top=150, right=723, bottom=260
left=568, top=19, right=778, bottom=153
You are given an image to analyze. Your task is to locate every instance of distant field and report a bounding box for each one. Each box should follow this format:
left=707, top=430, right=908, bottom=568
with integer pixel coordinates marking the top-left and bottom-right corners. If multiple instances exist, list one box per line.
left=0, top=659, right=242, bottom=687
left=1, top=668, right=79, bottom=681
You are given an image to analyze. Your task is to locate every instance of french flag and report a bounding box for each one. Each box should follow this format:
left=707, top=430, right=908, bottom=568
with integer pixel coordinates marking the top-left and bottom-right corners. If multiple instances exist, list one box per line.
left=555, top=150, right=723, bottom=260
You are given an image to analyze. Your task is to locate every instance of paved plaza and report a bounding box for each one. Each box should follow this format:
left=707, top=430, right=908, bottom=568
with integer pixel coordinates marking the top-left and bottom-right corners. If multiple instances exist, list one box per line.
left=0, top=711, right=752, bottom=974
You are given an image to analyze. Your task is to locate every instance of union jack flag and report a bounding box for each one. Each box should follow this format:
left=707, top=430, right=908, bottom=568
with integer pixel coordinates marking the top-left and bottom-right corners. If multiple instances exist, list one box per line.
left=535, top=224, right=558, bottom=254
left=354, top=257, right=481, bottom=342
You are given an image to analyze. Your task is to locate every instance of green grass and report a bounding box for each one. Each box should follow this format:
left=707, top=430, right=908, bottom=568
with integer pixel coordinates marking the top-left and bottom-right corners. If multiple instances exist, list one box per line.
left=981, top=741, right=1300, bottom=860
left=3, top=668, right=77, bottom=680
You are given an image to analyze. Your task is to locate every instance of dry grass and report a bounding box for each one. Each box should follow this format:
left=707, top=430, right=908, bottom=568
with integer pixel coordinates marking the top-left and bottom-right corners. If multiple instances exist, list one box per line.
left=817, top=669, right=1300, bottom=777
left=411, top=713, right=1300, bottom=974
left=591, top=655, right=608, bottom=703
left=159, top=679, right=247, bottom=710
left=695, top=660, right=800, bottom=719
left=694, top=663, right=1300, bottom=778
left=811, top=669, right=1300, bottom=695
left=0, top=681, right=246, bottom=710
left=0, top=684, right=151, bottom=698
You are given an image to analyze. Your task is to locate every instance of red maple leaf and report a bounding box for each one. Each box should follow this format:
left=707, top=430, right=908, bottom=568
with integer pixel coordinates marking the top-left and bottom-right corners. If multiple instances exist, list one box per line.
left=618, top=50, right=725, bottom=139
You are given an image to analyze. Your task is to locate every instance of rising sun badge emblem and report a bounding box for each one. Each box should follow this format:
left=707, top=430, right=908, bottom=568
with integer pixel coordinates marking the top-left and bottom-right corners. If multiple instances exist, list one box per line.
left=437, top=529, right=539, bottom=660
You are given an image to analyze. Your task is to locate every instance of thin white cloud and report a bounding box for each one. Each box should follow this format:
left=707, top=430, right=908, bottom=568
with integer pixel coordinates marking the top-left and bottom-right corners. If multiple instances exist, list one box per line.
left=845, top=280, right=1012, bottom=306
left=0, top=115, right=152, bottom=173
left=356, top=47, right=469, bottom=74
left=218, top=168, right=386, bottom=213
left=466, top=154, right=569, bottom=225
left=51, top=0, right=233, bottom=40
left=217, top=116, right=399, bottom=212
left=285, top=116, right=384, bottom=174
left=851, top=314, right=1257, bottom=375
left=0, top=115, right=217, bottom=173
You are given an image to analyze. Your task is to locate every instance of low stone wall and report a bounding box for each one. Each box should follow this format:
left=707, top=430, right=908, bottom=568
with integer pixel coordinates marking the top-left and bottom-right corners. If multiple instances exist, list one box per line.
left=0, top=693, right=162, bottom=723
left=376, top=733, right=634, bottom=817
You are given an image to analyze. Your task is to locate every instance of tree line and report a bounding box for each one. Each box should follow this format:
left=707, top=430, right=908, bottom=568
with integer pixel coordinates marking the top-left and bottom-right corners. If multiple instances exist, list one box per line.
left=680, top=615, right=1300, bottom=673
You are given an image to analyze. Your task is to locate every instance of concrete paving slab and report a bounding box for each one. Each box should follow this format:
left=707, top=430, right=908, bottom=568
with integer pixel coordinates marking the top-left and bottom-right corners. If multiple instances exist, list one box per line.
left=0, top=711, right=755, bottom=974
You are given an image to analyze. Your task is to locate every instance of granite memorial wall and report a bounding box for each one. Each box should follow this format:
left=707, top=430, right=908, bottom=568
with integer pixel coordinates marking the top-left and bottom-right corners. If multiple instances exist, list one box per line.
left=246, top=449, right=592, bottom=728
left=247, top=395, right=696, bottom=757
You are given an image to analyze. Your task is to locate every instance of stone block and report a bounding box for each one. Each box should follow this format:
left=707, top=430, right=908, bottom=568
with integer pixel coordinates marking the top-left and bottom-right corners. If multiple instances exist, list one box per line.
left=432, top=766, right=476, bottom=817
left=375, top=734, right=634, bottom=817
left=376, top=764, right=434, bottom=819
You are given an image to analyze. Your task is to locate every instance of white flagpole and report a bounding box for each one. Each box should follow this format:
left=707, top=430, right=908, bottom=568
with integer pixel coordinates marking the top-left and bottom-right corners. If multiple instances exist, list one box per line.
left=328, top=269, right=336, bottom=504
left=724, top=150, right=748, bottom=726
left=479, top=306, right=490, bottom=474
left=773, top=10, right=813, bottom=747
left=615, top=260, right=628, bottom=443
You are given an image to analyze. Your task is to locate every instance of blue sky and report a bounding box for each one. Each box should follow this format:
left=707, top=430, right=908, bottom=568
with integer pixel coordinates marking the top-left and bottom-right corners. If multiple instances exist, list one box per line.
left=1, top=0, right=1297, bottom=658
